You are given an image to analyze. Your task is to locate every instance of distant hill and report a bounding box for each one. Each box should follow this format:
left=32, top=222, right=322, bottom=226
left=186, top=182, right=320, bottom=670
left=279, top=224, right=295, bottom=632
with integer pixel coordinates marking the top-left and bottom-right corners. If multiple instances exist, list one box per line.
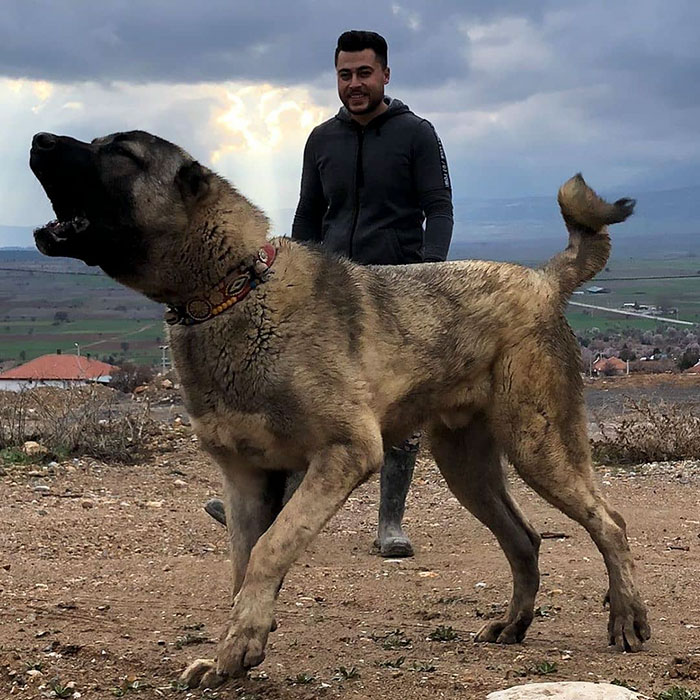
left=0, top=247, right=42, bottom=262
left=452, top=184, right=700, bottom=240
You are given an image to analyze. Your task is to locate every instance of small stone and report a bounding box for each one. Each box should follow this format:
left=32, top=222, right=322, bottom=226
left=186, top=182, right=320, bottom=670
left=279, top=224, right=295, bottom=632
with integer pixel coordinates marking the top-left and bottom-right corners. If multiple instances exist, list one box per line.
left=81, top=500, right=95, bottom=509
left=173, top=479, right=187, bottom=488
left=47, top=461, right=59, bottom=469
left=33, top=484, right=51, bottom=494
left=487, top=682, right=645, bottom=699
left=145, top=500, right=163, bottom=508
left=23, top=441, right=48, bottom=456
left=161, top=379, right=173, bottom=389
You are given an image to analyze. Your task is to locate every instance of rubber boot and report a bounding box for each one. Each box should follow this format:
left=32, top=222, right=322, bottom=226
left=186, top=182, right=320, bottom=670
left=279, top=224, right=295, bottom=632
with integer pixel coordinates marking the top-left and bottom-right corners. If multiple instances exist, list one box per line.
left=376, top=446, right=416, bottom=558
left=204, top=498, right=227, bottom=526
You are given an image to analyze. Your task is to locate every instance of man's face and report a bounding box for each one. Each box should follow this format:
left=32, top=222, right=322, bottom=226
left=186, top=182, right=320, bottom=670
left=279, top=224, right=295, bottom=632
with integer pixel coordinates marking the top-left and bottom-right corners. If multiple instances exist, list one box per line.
left=336, top=49, right=390, bottom=116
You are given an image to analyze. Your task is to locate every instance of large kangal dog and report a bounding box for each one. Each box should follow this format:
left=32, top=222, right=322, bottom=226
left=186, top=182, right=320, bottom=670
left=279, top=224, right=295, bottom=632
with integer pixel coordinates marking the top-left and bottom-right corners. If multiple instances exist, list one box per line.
left=30, top=130, right=650, bottom=688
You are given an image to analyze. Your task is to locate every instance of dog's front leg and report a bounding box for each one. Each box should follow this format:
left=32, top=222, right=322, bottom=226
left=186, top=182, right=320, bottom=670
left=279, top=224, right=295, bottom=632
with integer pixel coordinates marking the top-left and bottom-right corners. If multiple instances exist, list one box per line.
left=183, top=435, right=382, bottom=688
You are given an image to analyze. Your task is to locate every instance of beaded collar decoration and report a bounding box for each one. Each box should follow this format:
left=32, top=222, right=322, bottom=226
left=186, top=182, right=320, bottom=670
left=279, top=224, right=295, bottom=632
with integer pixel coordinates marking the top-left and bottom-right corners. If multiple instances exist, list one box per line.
left=164, top=243, right=277, bottom=326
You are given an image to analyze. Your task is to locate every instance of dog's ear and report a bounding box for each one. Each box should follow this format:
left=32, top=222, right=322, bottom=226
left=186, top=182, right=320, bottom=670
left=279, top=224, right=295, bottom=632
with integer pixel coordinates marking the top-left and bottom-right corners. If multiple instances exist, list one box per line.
left=175, top=160, right=211, bottom=202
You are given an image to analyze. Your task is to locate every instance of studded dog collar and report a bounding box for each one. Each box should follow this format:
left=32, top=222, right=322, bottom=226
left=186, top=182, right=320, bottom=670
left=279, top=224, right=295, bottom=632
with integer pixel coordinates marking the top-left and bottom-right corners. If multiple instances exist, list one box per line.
left=165, top=244, right=277, bottom=326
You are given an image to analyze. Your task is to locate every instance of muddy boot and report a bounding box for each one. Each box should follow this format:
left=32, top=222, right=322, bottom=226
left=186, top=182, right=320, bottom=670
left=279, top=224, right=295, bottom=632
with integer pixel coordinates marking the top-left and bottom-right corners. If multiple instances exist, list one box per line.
left=376, top=445, right=416, bottom=558
left=204, top=498, right=227, bottom=526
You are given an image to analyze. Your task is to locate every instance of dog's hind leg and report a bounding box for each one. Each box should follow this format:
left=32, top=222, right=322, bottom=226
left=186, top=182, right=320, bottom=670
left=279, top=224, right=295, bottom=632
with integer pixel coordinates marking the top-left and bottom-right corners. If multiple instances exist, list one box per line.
left=220, top=467, right=289, bottom=597
left=428, top=414, right=541, bottom=644
left=491, top=363, right=650, bottom=652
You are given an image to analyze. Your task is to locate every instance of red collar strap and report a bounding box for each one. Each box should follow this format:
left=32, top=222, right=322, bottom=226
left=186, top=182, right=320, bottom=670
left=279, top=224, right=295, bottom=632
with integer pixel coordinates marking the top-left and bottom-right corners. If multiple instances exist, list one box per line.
left=165, top=244, right=277, bottom=326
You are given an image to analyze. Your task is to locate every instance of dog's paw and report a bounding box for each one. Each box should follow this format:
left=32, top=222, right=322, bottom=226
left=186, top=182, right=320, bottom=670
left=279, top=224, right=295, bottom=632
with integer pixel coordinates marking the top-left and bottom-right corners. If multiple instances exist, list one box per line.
left=180, top=658, right=227, bottom=689
left=216, top=624, right=268, bottom=676
left=607, top=596, right=651, bottom=652
left=475, top=619, right=528, bottom=645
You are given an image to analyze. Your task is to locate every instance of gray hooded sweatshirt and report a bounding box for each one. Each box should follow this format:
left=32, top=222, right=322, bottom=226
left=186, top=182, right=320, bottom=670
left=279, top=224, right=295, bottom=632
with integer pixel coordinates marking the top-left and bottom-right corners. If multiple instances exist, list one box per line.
left=291, top=98, right=453, bottom=265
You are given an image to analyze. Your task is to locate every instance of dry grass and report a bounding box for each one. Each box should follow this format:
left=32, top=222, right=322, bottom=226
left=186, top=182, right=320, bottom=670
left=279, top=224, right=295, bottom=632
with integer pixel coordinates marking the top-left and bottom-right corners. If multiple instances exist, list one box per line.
left=0, top=385, right=157, bottom=462
left=592, top=399, right=700, bottom=465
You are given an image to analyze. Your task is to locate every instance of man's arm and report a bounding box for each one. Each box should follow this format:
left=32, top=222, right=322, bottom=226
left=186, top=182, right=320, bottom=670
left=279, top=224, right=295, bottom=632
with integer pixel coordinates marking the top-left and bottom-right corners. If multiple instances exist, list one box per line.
left=413, top=121, right=454, bottom=262
left=291, top=133, right=325, bottom=243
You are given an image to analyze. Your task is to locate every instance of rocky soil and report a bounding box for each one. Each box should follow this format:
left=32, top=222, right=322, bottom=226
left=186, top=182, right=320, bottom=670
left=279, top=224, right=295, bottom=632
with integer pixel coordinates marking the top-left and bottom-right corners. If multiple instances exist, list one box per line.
left=1, top=376, right=699, bottom=699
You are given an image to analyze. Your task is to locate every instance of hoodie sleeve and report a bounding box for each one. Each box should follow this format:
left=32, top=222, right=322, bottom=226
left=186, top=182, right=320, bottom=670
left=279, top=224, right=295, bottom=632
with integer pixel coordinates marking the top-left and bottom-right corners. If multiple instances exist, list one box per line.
left=291, top=131, right=325, bottom=243
left=412, top=120, right=454, bottom=262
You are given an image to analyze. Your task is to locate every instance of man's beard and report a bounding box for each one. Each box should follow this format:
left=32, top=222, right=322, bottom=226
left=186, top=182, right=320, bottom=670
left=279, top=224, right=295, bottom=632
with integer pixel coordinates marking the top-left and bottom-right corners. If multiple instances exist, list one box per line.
left=344, top=92, right=385, bottom=115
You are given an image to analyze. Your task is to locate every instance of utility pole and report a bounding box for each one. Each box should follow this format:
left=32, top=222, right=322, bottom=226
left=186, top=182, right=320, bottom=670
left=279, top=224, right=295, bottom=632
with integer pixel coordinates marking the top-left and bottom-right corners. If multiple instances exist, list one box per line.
left=74, top=342, right=80, bottom=357
left=159, top=345, right=170, bottom=373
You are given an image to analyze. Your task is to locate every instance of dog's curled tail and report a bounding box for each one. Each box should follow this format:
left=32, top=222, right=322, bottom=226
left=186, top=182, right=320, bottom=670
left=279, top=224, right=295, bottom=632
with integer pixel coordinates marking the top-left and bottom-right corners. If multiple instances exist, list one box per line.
left=544, top=173, right=635, bottom=300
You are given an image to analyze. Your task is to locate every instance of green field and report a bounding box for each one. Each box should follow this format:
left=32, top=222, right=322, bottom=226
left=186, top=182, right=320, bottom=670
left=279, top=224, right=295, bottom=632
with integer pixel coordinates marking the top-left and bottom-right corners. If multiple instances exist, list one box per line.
left=0, top=261, right=165, bottom=367
left=564, top=257, right=700, bottom=329
left=0, top=319, right=165, bottom=365
left=564, top=311, right=661, bottom=332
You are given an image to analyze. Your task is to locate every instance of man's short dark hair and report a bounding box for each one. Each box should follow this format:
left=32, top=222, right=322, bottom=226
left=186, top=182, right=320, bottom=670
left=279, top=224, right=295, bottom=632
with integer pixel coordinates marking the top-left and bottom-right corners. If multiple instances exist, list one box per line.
left=335, top=30, right=388, bottom=68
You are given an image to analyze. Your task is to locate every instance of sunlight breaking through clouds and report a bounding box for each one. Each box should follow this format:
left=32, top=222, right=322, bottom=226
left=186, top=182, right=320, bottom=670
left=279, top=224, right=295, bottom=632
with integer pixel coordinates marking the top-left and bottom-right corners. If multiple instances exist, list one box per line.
left=212, top=84, right=328, bottom=162
left=3, top=78, right=55, bottom=113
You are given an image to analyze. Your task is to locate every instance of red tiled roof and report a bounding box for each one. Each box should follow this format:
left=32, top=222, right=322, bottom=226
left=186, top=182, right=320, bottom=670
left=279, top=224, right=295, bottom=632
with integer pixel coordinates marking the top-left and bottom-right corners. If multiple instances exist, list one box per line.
left=0, top=354, right=118, bottom=381
left=593, top=356, right=627, bottom=371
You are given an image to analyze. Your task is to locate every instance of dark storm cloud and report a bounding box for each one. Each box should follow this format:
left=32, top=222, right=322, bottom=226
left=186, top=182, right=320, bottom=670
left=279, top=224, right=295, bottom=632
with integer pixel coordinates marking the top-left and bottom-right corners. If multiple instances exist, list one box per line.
left=3, top=0, right=698, bottom=119
left=1, top=0, right=541, bottom=85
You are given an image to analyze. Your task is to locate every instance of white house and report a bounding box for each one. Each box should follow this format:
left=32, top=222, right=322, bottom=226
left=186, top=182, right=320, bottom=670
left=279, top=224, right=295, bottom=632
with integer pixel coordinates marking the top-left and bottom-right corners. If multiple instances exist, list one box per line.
left=0, top=354, right=118, bottom=392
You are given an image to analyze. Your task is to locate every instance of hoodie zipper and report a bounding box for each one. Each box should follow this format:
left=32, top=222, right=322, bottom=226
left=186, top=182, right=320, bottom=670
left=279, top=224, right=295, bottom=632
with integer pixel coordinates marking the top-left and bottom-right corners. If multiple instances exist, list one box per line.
left=348, top=127, right=364, bottom=258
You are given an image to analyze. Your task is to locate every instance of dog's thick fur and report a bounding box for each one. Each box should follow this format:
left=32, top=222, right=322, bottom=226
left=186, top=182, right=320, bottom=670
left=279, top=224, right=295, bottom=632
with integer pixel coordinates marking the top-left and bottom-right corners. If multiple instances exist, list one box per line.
left=30, top=130, right=650, bottom=688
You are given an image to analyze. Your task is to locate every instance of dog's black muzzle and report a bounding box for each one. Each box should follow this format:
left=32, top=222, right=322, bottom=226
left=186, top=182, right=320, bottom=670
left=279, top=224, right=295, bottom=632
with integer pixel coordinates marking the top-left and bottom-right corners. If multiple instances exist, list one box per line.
left=30, top=133, right=99, bottom=261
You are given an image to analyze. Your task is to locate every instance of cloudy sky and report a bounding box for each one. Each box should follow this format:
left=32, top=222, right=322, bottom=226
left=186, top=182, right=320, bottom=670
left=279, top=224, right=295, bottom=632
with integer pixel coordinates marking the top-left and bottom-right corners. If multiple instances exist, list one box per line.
left=1, top=0, right=698, bottom=246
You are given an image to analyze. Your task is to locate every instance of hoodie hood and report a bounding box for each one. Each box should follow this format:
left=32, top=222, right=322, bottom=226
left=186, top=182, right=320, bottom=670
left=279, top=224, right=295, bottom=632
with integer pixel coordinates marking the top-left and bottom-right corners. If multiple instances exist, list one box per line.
left=335, top=96, right=410, bottom=127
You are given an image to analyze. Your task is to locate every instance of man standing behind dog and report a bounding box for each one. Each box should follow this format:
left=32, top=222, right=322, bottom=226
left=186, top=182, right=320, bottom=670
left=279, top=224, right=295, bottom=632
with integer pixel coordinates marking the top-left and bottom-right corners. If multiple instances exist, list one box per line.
left=294, top=29, right=453, bottom=557
left=206, top=29, right=453, bottom=557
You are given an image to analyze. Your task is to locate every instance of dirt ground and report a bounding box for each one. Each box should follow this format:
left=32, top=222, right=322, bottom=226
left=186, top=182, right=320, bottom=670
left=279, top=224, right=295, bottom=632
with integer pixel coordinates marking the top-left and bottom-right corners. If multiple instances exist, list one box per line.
left=1, top=377, right=700, bottom=699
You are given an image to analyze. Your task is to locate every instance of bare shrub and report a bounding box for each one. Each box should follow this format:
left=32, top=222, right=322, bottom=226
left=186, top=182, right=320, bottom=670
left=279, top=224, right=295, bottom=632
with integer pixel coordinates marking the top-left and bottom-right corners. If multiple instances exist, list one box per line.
left=0, top=390, right=31, bottom=448
left=0, top=385, right=157, bottom=462
left=109, top=363, right=156, bottom=393
left=592, top=399, right=700, bottom=464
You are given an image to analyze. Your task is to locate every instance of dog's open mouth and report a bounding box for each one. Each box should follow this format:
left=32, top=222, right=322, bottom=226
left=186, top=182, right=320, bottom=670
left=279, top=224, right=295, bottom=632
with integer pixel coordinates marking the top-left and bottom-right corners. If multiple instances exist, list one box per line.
left=34, top=210, right=91, bottom=256
left=37, top=214, right=90, bottom=240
